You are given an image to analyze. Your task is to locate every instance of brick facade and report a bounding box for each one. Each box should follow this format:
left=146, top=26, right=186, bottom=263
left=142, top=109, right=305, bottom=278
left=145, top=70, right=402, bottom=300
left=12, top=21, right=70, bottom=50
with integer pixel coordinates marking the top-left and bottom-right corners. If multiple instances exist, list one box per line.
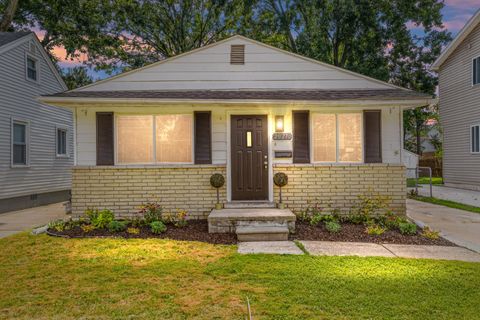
left=72, top=165, right=226, bottom=218
left=273, top=164, right=406, bottom=215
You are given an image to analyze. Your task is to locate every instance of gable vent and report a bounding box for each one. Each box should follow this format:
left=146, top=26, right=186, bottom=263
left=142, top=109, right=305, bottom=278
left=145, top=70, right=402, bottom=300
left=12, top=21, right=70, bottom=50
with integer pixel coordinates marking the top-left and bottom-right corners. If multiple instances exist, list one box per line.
left=230, top=45, right=245, bottom=65
left=29, top=41, right=37, bottom=54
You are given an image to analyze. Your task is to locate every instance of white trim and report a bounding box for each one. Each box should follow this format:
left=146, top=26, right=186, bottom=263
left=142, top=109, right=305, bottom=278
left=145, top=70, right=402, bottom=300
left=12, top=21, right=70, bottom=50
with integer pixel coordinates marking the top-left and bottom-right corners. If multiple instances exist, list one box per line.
left=432, top=9, right=480, bottom=71
left=10, top=118, right=30, bottom=168
left=55, top=126, right=69, bottom=158
left=114, top=113, right=195, bottom=165
left=471, top=124, right=480, bottom=154
left=310, top=111, right=364, bottom=164
left=25, top=52, right=39, bottom=84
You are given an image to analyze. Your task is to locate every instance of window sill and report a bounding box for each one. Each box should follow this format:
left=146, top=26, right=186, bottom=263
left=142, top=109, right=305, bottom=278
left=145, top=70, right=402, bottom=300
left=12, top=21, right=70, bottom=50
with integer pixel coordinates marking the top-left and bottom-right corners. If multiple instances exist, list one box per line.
left=11, top=164, right=30, bottom=168
left=56, top=154, right=70, bottom=158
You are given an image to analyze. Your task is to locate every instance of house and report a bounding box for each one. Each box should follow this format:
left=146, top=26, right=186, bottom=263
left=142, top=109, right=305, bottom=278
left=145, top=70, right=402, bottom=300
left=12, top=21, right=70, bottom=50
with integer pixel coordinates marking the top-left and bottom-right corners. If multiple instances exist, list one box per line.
left=432, top=10, right=480, bottom=191
left=0, top=32, right=72, bottom=213
left=40, top=35, right=432, bottom=222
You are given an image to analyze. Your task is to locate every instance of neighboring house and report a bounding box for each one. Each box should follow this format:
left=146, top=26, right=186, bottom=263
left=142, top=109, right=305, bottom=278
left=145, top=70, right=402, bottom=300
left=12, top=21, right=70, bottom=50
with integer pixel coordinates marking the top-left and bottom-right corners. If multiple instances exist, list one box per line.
left=41, top=35, right=432, bottom=219
left=0, top=32, right=72, bottom=213
left=432, top=10, right=480, bottom=191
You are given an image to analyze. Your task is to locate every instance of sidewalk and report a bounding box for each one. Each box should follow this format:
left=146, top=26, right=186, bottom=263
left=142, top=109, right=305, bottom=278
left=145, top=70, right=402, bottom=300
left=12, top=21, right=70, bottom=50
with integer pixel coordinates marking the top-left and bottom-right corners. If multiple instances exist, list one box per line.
left=414, top=185, right=480, bottom=207
left=238, top=241, right=480, bottom=262
left=0, top=202, right=68, bottom=238
left=407, top=199, right=480, bottom=253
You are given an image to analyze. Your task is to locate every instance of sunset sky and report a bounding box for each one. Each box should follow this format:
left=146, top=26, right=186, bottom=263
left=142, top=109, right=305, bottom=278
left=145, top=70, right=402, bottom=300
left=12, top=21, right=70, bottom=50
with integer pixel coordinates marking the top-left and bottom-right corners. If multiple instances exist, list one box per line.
left=38, top=1, right=480, bottom=80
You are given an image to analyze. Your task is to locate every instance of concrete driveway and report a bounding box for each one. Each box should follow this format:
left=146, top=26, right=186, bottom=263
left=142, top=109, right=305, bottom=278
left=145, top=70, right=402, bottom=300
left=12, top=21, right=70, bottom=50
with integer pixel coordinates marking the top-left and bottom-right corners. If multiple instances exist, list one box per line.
left=0, top=202, right=68, bottom=238
left=407, top=199, right=480, bottom=253
left=413, top=185, right=480, bottom=207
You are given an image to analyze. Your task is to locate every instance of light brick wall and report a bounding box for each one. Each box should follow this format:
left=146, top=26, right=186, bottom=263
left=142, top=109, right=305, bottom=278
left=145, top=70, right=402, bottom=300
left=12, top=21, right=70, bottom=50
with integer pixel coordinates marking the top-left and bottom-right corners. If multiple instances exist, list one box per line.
left=72, top=165, right=226, bottom=219
left=273, top=164, right=406, bottom=215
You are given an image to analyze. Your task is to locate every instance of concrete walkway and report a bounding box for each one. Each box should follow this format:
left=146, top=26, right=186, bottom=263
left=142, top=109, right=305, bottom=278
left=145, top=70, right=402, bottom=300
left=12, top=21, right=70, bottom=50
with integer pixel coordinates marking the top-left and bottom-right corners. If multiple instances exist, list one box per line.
left=237, top=240, right=480, bottom=262
left=407, top=199, right=480, bottom=253
left=0, top=202, right=68, bottom=238
left=414, top=185, right=480, bottom=207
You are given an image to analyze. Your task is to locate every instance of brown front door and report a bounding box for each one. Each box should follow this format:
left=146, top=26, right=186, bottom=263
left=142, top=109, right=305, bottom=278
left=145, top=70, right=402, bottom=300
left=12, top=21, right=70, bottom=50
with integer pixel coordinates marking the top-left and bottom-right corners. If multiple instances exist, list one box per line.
left=231, top=115, right=269, bottom=200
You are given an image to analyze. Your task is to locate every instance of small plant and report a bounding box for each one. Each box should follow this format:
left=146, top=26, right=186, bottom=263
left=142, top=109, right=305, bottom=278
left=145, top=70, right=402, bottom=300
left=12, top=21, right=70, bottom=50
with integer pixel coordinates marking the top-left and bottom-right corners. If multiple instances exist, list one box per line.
left=174, top=210, right=188, bottom=227
left=127, top=227, right=140, bottom=235
left=365, top=224, right=386, bottom=236
left=296, top=210, right=311, bottom=222
left=150, top=221, right=167, bottom=234
left=273, top=172, right=288, bottom=208
left=81, top=224, right=95, bottom=233
left=85, top=208, right=115, bottom=229
left=350, top=192, right=391, bottom=222
left=309, top=212, right=323, bottom=226
left=325, top=221, right=341, bottom=233
left=108, top=220, right=127, bottom=233
left=210, top=173, right=225, bottom=209
left=48, top=219, right=66, bottom=232
left=138, top=202, right=163, bottom=223
left=422, top=226, right=440, bottom=240
left=398, top=222, right=417, bottom=235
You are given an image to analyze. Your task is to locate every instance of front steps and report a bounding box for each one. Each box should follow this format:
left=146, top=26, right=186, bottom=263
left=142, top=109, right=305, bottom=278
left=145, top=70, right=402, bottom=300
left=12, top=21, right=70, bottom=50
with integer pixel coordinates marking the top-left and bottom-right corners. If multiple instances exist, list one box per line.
left=208, top=207, right=296, bottom=241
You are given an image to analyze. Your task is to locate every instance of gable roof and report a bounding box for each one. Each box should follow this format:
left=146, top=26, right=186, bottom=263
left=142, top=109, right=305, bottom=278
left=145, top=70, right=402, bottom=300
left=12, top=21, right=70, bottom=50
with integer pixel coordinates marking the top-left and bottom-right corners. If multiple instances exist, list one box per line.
left=71, top=35, right=409, bottom=92
left=0, top=31, right=31, bottom=47
left=432, top=9, right=480, bottom=71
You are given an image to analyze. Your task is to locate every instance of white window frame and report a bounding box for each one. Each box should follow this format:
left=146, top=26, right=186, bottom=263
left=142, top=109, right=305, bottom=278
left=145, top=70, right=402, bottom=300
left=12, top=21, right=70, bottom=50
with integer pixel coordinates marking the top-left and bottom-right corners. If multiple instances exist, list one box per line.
left=473, top=56, right=480, bottom=86
left=310, top=111, right=364, bottom=164
left=11, top=118, right=30, bottom=168
left=25, top=53, right=39, bottom=83
left=471, top=124, right=480, bottom=154
left=56, top=126, right=69, bottom=158
left=114, top=114, right=195, bottom=165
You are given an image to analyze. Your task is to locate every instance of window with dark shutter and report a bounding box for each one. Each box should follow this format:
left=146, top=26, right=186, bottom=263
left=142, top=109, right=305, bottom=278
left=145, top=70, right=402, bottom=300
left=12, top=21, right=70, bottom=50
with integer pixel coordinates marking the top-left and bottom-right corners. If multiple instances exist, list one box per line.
left=96, top=112, right=114, bottom=165
left=230, top=45, right=245, bottom=65
left=293, top=111, right=310, bottom=163
left=194, top=111, right=212, bottom=164
left=364, top=110, right=382, bottom=163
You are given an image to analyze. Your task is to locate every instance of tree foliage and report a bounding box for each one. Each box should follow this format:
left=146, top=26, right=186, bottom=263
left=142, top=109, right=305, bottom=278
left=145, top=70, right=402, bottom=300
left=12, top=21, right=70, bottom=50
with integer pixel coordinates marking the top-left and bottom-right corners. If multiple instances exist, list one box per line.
left=62, top=66, right=94, bottom=90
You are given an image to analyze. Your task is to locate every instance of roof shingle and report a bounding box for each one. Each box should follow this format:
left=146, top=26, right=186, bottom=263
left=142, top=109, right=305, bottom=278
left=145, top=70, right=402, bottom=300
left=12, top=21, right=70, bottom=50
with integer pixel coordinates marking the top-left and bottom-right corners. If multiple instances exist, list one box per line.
left=0, top=32, right=32, bottom=48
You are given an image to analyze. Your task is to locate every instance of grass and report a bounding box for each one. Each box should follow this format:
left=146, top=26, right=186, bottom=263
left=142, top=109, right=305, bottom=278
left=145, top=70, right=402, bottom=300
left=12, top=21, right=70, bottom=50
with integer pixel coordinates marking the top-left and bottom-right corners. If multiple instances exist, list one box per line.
left=409, top=195, right=480, bottom=214
left=1, top=234, right=480, bottom=319
left=407, top=177, right=443, bottom=187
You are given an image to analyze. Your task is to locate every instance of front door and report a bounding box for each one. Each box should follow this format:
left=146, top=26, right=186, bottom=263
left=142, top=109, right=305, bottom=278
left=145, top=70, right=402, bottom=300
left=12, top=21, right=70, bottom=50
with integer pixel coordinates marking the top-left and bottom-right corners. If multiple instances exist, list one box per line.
left=231, top=115, right=269, bottom=200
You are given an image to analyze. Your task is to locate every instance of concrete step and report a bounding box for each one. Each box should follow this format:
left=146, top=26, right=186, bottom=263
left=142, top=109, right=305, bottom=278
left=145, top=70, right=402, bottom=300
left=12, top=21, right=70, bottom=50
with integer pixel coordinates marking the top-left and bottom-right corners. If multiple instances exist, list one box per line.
left=236, top=226, right=289, bottom=242
left=224, top=201, right=276, bottom=209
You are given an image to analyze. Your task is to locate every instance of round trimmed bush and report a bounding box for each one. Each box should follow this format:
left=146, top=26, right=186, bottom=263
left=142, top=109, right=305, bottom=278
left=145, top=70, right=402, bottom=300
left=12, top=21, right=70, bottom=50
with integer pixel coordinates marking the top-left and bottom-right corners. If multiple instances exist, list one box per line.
left=210, top=173, right=225, bottom=188
left=273, top=172, right=288, bottom=187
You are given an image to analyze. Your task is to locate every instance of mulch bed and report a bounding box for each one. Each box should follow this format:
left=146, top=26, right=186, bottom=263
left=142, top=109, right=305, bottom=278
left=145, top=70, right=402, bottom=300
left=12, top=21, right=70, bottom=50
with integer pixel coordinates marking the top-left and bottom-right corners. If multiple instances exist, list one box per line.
left=290, top=221, right=456, bottom=246
left=47, top=220, right=237, bottom=245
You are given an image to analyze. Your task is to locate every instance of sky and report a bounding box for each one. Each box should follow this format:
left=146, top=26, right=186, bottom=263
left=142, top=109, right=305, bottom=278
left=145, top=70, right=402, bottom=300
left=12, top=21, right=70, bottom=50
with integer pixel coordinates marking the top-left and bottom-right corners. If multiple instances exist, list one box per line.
left=39, top=1, right=480, bottom=81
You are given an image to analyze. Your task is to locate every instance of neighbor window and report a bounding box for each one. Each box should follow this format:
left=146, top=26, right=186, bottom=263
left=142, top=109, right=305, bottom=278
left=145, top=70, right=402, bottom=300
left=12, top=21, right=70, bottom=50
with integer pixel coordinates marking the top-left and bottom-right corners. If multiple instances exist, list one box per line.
left=116, top=115, right=192, bottom=164
left=26, top=55, right=38, bottom=81
left=56, top=128, right=67, bottom=156
left=312, top=113, right=362, bottom=162
left=472, top=124, right=480, bottom=153
left=12, top=120, right=28, bottom=166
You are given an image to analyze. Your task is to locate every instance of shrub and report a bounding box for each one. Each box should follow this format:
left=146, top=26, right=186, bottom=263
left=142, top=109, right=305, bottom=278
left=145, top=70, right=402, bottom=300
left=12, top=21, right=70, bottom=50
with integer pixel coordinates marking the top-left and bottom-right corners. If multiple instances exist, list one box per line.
left=138, top=202, right=163, bottom=224
left=81, top=224, right=95, bottom=233
left=350, top=193, right=391, bottom=222
left=127, top=227, right=140, bottom=235
left=346, top=214, right=368, bottom=225
left=398, top=222, right=417, bottom=235
left=108, top=220, right=127, bottom=233
left=296, top=210, right=311, bottom=222
left=365, top=224, right=386, bottom=236
left=85, top=209, right=115, bottom=229
left=48, top=219, right=66, bottom=232
left=310, top=213, right=323, bottom=226
left=422, top=226, right=440, bottom=240
left=325, top=221, right=341, bottom=233
left=164, top=210, right=188, bottom=227
left=150, top=221, right=167, bottom=234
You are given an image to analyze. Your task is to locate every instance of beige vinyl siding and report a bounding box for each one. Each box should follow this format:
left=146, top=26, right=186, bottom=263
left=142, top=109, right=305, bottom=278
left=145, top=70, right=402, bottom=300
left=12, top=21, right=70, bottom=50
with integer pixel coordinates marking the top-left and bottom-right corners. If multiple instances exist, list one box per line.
left=438, top=23, right=480, bottom=189
left=76, top=38, right=395, bottom=91
left=0, top=38, right=72, bottom=199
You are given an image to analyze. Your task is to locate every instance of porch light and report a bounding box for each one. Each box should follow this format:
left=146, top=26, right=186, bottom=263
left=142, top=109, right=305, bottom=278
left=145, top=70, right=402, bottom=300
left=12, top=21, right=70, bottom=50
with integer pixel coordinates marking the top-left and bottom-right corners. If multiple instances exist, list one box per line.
left=275, top=115, right=284, bottom=132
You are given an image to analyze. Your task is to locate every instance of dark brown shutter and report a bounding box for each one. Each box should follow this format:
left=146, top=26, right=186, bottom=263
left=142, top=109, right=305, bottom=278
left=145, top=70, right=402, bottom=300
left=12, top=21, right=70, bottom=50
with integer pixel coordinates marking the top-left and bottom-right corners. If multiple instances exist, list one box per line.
left=293, top=111, right=310, bottom=163
left=194, top=111, right=212, bottom=164
left=364, top=110, right=382, bottom=163
left=96, top=112, right=114, bottom=165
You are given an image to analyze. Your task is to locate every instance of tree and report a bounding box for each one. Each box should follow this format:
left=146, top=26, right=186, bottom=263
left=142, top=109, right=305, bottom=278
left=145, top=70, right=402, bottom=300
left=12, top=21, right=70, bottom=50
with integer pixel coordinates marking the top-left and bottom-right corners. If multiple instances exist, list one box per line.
left=62, top=66, right=93, bottom=90
left=0, top=0, right=17, bottom=31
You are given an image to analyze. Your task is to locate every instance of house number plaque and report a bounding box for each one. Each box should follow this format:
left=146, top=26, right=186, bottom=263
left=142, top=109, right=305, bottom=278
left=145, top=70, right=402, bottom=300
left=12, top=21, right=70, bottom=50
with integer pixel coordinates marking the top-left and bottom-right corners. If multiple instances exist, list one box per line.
left=272, top=133, right=293, bottom=140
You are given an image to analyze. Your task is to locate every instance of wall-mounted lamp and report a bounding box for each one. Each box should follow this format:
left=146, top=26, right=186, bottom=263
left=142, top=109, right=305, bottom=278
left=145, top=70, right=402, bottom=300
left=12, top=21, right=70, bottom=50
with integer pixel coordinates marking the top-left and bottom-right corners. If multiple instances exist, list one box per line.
left=275, top=115, right=284, bottom=132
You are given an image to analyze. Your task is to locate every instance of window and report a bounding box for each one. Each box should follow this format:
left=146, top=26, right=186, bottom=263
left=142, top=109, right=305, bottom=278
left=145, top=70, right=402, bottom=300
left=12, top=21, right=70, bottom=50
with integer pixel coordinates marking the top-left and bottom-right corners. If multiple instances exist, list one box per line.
left=473, top=57, right=480, bottom=85
left=12, top=120, right=28, bottom=166
left=56, top=128, right=67, bottom=156
left=312, top=113, right=362, bottom=163
left=116, top=115, right=193, bottom=164
left=472, top=125, right=480, bottom=153
left=26, top=55, right=38, bottom=81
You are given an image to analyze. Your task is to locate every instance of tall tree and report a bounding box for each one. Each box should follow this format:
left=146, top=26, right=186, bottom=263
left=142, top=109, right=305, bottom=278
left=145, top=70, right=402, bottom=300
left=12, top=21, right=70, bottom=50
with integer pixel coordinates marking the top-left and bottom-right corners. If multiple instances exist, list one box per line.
left=62, top=66, right=93, bottom=90
left=0, top=0, right=18, bottom=31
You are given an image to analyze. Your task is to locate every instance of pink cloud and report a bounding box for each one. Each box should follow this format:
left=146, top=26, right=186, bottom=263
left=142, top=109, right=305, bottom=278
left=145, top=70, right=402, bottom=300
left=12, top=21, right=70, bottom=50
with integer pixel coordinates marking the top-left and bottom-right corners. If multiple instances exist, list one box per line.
left=33, top=29, right=87, bottom=64
left=444, top=0, right=480, bottom=9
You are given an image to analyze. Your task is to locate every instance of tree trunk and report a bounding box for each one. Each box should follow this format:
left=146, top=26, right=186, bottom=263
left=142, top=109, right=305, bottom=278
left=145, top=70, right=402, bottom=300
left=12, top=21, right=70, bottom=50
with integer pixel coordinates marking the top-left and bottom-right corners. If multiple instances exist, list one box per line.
left=0, top=0, right=19, bottom=32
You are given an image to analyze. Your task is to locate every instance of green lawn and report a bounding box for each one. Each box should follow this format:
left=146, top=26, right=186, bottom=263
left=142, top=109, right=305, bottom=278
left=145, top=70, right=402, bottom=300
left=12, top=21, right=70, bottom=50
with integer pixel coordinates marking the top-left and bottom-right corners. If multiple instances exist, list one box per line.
left=1, top=234, right=480, bottom=319
left=407, top=177, right=443, bottom=187
left=409, top=195, right=480, bottom=214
